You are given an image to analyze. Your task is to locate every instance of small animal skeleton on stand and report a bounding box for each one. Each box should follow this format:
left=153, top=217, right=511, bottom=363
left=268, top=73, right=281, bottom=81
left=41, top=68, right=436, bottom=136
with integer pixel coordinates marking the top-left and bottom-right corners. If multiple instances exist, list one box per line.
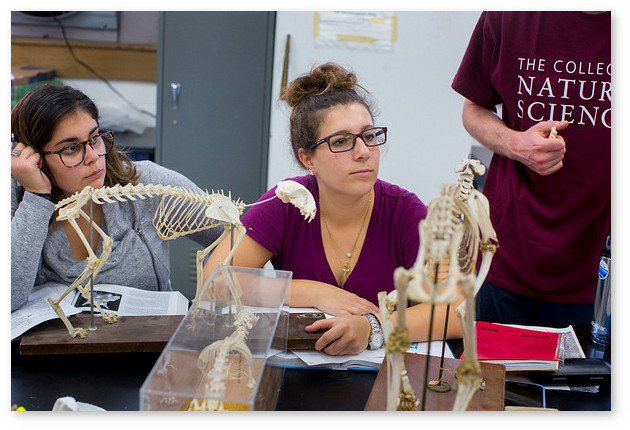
left=187, top=305, right=260, bottom=411
left=378, top=159, right=498, bottom=411
left=50, top=180, right=316, bottom=338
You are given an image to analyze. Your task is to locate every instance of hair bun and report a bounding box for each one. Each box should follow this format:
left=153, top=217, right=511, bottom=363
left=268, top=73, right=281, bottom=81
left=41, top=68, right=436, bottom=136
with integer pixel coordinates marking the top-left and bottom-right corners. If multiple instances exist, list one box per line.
left=282, top=62, right=360, bottom=107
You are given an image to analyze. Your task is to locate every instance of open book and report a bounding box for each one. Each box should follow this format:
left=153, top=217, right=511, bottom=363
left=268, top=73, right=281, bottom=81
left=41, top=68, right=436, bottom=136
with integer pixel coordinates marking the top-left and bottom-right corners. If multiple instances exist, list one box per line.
left=11, top=282, right=189, bottom=340
left=268, top=307, right=455, bottom=371
left=474, top=322, right=585, bottom=371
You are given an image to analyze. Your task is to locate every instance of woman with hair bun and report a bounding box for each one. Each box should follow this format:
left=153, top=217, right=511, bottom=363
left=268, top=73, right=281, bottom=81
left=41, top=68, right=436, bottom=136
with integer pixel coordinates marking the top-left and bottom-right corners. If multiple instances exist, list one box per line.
left=204, top=63, right=462, bottom=355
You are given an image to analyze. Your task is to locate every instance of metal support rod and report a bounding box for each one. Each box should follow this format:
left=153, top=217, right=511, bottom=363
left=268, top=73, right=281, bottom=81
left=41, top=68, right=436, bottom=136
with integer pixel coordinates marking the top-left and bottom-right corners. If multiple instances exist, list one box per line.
left=88, top=190, right=96, bottom=331
left=421, top=302, right=436, bottom=411
left=228, top=226, right=234, bottom=324
left=437, top=304, right=451, bottom=382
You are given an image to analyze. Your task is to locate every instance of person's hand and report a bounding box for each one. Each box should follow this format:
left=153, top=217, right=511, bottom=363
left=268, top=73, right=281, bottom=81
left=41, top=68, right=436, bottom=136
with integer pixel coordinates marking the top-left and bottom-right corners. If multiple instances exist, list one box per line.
left=311, top=283, right=380, bottom=316
left=507, top=120, right=569, bottom=176
left=11, top=141, right=52, bottom=194
left=305, top=314, right=372, bottom=355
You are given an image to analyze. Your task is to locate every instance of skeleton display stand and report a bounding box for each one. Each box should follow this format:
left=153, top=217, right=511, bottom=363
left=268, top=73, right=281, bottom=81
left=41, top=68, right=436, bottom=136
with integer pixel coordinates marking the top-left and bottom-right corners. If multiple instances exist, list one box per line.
left=140, top=265, right=292, bottom=411
left=19, top=180, right=315, bottom=355
left=365, top=354, right=506, bottom=411
left=366, top=159, right=502, bottom=411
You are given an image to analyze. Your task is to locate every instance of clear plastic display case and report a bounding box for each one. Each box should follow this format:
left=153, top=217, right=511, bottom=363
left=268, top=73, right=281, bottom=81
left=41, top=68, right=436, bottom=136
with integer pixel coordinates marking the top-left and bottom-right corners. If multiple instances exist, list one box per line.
left=140, top=265, right=291, bottom=411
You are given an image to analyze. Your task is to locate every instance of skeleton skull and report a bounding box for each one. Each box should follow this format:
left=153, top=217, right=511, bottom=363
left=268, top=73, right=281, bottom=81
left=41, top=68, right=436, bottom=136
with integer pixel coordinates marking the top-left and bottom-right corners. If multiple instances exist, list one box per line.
left=274, top=180, right=316, bottom=222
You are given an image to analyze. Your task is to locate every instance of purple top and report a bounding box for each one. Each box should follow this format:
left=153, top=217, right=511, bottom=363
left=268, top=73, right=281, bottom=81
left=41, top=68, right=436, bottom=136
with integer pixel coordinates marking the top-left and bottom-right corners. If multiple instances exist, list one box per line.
left=452, top=12, right=611, bottom=303
left=241, top=175, right=427, bottom=305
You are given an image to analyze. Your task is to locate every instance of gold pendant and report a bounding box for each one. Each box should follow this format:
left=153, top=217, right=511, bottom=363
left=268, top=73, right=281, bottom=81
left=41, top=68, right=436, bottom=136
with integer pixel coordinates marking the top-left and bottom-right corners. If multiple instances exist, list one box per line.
left=342, top=263, right=351, bottom=275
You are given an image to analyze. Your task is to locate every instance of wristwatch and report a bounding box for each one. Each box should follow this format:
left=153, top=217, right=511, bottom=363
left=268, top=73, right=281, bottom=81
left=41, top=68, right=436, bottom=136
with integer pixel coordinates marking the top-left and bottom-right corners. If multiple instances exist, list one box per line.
left=362, top=313, right=384, bottom=350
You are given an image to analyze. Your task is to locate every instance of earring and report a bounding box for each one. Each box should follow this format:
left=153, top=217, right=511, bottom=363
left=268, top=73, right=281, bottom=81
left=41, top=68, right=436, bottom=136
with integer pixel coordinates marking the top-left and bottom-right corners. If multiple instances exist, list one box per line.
left=309, top=169, right=315, bottom=176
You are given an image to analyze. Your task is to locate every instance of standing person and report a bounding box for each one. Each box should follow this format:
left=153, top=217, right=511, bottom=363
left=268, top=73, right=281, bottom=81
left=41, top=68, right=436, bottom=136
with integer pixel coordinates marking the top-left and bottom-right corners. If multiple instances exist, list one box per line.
left=451, top=12, right=611, bottom=326
left=204, top=63, right=463, bottom=355
left=11, top=84, right=222, bottom=311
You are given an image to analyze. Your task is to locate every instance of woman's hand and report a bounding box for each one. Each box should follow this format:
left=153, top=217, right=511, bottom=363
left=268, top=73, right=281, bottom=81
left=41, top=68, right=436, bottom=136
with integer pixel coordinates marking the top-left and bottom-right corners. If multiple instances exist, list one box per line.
left=11, top=142, right=52, bottom=194
left=305, top=314, right=372, bottom=356
left=291, top=280, right=379, bottom=316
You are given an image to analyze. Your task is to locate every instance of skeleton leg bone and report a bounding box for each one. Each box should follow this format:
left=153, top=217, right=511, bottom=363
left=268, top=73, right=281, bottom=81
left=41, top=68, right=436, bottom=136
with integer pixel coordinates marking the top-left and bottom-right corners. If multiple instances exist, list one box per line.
left=195, top=228, right=229, bottom=298
left=453, top=275, right=483, bottom=411
left=48, top=212, right=116, bottom=338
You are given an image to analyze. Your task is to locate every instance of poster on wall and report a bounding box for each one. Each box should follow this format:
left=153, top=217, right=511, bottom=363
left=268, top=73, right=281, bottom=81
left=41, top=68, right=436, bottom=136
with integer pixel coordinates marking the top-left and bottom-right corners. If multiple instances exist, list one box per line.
left=313, top=11, right=397, bottom=51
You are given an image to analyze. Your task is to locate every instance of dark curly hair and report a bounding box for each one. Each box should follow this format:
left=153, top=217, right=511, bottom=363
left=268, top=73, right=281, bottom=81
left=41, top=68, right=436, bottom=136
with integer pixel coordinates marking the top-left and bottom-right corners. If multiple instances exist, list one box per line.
left=11, top=84, right=139, bottom=202
left=281, top=63, right=377, bottom=167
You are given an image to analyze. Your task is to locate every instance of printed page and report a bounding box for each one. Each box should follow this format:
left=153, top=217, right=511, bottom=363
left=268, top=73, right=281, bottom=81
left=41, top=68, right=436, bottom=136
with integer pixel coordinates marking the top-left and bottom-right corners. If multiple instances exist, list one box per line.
left=11, top=282, right=81, bottom=340
left=11, top=282, right=189, bottom=340
left=71, top=284, right=189, bottom=315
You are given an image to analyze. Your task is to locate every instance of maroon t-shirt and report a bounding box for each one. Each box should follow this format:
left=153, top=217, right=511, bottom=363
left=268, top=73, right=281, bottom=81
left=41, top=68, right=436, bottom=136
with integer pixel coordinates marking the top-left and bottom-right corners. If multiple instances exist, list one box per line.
left=452, top=11, right=611, bottom=303
left=242, top=175, right=427, bottom=306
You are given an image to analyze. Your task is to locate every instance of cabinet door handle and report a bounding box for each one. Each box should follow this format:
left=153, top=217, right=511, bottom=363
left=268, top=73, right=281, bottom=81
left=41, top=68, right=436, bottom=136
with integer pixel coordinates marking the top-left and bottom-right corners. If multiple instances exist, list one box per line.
left=171, top=83, right=181, bottom=102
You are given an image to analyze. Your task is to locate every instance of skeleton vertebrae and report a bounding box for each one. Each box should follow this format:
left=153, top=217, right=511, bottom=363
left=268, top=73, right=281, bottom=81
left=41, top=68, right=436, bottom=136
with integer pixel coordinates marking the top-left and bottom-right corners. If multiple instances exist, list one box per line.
left=191, top=308, right=260, bottom=411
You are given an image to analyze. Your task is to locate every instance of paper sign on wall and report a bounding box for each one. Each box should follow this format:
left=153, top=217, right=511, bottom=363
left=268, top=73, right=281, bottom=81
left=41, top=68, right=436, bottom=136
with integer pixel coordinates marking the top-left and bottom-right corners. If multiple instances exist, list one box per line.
left=313, top=11, right=397, bottom=51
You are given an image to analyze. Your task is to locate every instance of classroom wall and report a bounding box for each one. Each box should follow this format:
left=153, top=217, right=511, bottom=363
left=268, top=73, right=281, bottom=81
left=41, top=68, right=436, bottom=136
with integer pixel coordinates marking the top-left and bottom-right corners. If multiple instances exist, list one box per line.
left=12, top=10, right=484, bottom=201
left=267, top=11, right=482, bottom=202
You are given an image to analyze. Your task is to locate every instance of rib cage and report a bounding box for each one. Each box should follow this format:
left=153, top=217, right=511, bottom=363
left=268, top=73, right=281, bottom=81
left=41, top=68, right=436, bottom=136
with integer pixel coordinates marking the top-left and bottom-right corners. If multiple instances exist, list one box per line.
left=153, top=193, right=220, bottom=240
left=424, top=183, right=478, bottom=282
left=152, top=189, right=243, bottom=240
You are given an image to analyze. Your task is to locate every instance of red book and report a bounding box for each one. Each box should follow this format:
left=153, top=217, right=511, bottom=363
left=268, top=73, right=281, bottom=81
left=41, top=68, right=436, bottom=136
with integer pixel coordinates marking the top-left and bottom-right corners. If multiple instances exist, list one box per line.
left=475, top=322, right=561, bottom=361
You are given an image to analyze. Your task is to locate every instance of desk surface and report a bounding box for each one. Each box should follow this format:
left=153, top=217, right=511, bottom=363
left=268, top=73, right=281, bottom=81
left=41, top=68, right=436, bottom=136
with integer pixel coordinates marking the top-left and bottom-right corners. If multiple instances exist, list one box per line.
left=11, top=325, right=610, bottom=411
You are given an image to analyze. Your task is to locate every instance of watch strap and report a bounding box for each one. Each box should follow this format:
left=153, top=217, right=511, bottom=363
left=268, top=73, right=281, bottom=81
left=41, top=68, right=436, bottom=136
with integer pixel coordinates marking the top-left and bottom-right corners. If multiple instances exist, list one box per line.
left=362, top=313, right=384, bottom=350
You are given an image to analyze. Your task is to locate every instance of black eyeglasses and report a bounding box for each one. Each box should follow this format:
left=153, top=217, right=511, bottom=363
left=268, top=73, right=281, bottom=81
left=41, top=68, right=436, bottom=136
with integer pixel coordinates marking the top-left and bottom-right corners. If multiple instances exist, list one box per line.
left=309, top=127, right=387, bottom=153
left=42, top=131, right=114, bottom=168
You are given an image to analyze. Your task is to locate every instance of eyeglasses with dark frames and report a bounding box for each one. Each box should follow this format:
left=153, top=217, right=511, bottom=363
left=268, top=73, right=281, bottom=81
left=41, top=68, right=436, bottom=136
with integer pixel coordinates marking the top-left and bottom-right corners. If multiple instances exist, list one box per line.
left=309, top=127, right=387, bottom=153
left=42, top=131, right=115, bottom=168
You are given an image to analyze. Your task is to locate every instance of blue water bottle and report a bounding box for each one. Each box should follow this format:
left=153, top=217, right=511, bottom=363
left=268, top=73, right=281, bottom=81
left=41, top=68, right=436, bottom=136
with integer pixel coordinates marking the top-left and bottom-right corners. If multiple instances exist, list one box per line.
left=591, top=234, right=611, bottom=347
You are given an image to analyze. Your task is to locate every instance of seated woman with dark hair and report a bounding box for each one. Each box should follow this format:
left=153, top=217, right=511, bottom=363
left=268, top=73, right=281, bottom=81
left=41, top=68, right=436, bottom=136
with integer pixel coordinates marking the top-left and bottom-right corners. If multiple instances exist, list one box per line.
left=11, top=84, right=221, bottom=311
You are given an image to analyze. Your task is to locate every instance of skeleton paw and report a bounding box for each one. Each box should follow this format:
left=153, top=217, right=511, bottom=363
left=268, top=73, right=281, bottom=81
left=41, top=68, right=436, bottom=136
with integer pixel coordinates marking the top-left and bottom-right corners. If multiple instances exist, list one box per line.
left=72, top=328, right=88, bottom=338
left=102, top=313, right=119, bottom=324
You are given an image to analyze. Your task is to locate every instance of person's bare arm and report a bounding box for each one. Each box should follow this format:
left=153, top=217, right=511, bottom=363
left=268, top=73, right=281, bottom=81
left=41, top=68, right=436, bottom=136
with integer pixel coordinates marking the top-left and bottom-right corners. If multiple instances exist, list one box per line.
left=462, top=99, right=569, bottom=176
left=398, top=300, right=464, bottom=342
left=202, top=233, right=378, bottom=315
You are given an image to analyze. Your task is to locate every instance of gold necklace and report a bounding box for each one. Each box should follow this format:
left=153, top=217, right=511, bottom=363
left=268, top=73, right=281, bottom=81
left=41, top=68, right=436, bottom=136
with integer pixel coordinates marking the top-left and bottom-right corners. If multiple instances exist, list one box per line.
left=321, top=192, right=372, bottom=287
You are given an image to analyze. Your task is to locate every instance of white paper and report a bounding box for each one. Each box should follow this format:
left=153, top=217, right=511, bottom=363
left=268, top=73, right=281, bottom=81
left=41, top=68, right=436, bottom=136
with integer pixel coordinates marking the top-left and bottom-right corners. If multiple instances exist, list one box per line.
left=407, top=340, right=455, bottom=359
left=11, top=282, right=189, bottom=340
left=314, top=11, right=396, bottom=51
left=292, top=346, right=386, bottom=368
left=11, top=288, right=81, bottom=341
left=282, top=307, right=454, bottom=369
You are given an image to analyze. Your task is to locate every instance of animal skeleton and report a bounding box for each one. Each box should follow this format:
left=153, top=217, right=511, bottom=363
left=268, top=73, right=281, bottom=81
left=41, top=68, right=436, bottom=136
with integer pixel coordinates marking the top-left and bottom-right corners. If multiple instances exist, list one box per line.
left=50, top=180, right=316, bottom=338
left=378, top=159, right=498, bottom=411
left=188, top=305, right=259, bottom=411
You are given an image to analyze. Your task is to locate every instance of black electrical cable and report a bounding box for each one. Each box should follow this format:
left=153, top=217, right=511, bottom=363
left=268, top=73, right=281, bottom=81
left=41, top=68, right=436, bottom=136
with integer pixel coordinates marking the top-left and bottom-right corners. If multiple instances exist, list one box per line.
left=53, top=15, right=156, bottom=119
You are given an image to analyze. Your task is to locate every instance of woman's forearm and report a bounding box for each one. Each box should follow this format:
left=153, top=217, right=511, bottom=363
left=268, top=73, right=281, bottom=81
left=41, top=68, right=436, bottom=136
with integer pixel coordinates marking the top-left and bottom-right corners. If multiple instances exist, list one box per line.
left=392, top=300, right=464, bottom=343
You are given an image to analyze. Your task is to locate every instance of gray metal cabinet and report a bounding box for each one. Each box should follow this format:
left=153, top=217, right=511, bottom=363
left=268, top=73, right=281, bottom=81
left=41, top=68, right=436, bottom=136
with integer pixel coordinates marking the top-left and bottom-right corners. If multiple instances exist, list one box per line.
left=156, top=11, right=275, bottom=298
